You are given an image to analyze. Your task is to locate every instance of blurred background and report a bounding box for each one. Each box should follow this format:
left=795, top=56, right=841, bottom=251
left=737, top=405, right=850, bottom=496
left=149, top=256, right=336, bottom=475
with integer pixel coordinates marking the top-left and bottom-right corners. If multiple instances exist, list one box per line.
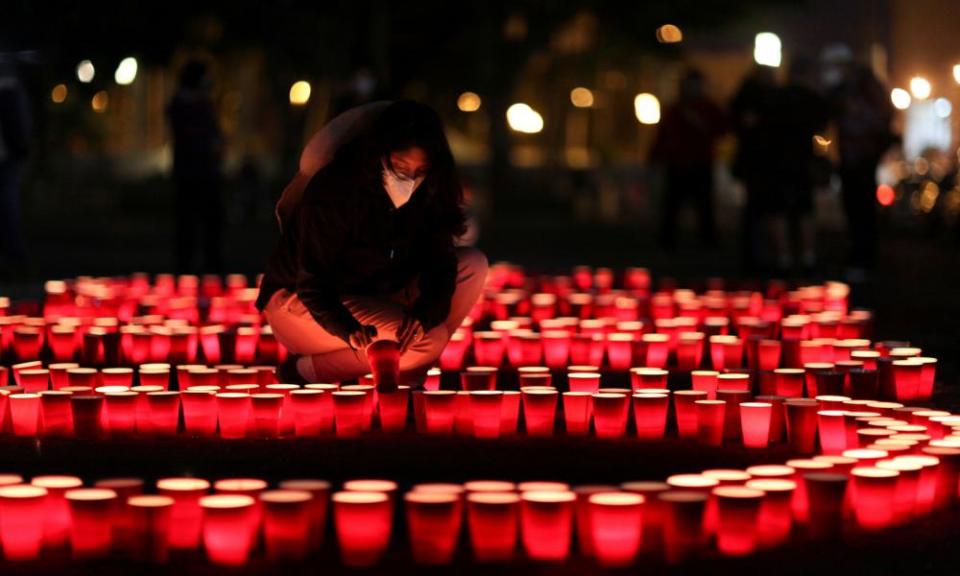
left=2, top=0, right=960, bottom=318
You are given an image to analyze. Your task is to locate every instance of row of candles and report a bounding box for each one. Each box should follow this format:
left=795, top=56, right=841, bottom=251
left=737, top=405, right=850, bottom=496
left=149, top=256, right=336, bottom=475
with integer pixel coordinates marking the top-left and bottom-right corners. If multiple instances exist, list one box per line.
left=1, top=441, right=958, bottom=568
left=0, top=360, right=955, bottom=450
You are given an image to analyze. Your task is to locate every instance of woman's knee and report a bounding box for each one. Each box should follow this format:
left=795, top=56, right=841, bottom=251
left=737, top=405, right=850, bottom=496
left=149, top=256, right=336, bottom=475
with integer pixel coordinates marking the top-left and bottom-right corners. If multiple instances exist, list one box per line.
left=400, top=325, right=449, bottom=369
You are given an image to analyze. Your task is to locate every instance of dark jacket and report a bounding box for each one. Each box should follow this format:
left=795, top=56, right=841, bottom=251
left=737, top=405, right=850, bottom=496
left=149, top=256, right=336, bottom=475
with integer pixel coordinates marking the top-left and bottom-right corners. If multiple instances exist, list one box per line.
left=255, top=138, right=458, bottom=342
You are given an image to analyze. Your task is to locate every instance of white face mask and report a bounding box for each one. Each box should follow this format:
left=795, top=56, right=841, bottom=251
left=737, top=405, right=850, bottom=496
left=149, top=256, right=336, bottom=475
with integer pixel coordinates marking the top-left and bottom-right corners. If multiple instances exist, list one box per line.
left=381, top=160, right=424, bottom=209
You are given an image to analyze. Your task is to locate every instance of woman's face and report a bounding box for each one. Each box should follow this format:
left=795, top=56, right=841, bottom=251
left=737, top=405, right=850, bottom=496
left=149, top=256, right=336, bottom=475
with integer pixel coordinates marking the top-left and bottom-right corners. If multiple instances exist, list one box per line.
left=387, top=146, right=430, bottom=180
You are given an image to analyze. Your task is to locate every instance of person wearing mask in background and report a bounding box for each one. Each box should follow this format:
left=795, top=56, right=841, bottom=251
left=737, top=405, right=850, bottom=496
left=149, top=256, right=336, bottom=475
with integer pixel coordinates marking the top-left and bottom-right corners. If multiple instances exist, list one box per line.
left=652, top=68, right=727, bottom=252
left=0, top=55, right=31, bottom=276
left=258, top=100, right=487, bottom=386
left=167, top=58, right=223, bottom=274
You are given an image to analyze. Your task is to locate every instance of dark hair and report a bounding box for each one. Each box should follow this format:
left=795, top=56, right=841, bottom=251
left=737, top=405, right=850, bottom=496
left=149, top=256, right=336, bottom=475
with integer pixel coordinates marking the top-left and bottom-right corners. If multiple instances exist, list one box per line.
left=362, top=100, right=467, bottom=237
left=179, top=59, right=209, bottom=90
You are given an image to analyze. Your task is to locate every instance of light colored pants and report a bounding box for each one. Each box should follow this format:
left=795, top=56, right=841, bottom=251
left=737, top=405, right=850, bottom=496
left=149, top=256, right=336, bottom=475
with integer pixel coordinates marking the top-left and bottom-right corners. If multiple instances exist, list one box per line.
left=264, top=247, right=487, bottom=383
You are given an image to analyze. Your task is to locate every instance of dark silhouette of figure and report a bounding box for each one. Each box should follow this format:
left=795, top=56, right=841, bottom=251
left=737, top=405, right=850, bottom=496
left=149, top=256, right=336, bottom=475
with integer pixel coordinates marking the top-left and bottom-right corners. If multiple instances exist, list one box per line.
left=167, top=59, right=223, bottom=273
left=829, top=65, right=894, bottom=279
left=769, top=57, right=830, bottom=274
left=0, top=56, right=31, bottom=270
left=731, top=66, right=779, bottom=274
left=652, top=69, right=727, bottom=250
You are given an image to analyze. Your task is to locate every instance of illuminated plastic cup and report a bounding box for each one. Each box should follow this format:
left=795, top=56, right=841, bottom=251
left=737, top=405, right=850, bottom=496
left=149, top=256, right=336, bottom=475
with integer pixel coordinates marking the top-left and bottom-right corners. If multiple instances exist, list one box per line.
left=632, top=393, right=669, bottom=440
left=630, top=367, right=668, bottom=391
left=713, top=487, right=764, bottom=556
left=774, top=368, right=805, bottom=397
left=520, top=490, right=576, bottom=562
left=39, top=390, right=74, bottom=436
left=803, top=472, right=848, bottom=539
left=817, top=410, right=848, bottom=455
left=405, top=491, right=462, bottom=565
left=65, top=488, right=118, bottom=559
left=101, top=367, right=133, bottom=388
left=573, top=485, right=618, bottom=558
left=466, top=492, right=519, bottom=562
left=157, top=477, right=211, bottom=550
left=592, top=392, right=630, bottom=439
left=200, top=494, right=257, bottom=566
left=216, top=392, right=251, bottom=439
left=9, top=393, right=40, bottom=436
left=756, top=395, right=786, bottom=442
left=32, top=475, right=83, bottom=550
left=620, top=481, right=669, bottom=557
left=461, top=366, right=498, bottom=391
left=100, top=391, right=136, bottom=436
left=470, top=391, right=504, bottom=439
left=500, top=390, right=521, bottom=435
left=784, top=399, right=819, bottom=454
left=0, top=485, right=48, bottom=560
left=567, top=371, right=601, bottom=394
left=695, top=400, right=726, bottom=446
left=94, top=477, right=143, bottom=554
left=292, top=388, right=334, bottom=436
left=250, top=393, right=283, bottom=437
left=563, top=391, right=592, bottom=435
left=739, top=402, right=772, bottom=448
left=423, top=390, right=457, bottom=435
left=19, top=368, right=49, bottom=393
left=892, top=359, right=923, bottom=402
left=333, top=491, right=392, bottom=567
left=658, top=491, right=708, bottom=564
left=261, top=490, right=314, bottom=562
left=745, top=478, right=796, bottom=549
left=278, top=479, right=330, bottom=553
left=850, top=467, right=899, bottom=530
left=454, top=391, right=473, bottom=436
left=673, top=390, right=706, bottom=439
left=332, top=390, right=367, bottom=437
left=377, top=386, right=409, bottom=433
left=128, top=495, right=174, bottom=562
left=48, top=363, right=79, bottom=391
left=691, top=370, right=719, bottom=399
left=676, top=332, right=705, bottom=370
left=588, top=492, right=645, bottom=567
left=182, top=388, right=218, bottom=436
left=522, top=388, right=558, bottom=436
left=366, top=340, right=400, bottom=392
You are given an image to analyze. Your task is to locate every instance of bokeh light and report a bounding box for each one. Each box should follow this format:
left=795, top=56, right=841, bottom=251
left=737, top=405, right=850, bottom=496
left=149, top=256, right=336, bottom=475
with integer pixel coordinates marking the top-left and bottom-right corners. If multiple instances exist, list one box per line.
left=754, top=32, right=782, bottom=67
left=506, top=103, right=544, bottom=134
left=76, top=60, right=95, bottom=83
left=289, top=81, right=312, bottom=106
left=934, top=97, right=952, bottom=118
left=51, top=84, right=68, bottom=104
left=876, top=184, right=895, bottom=207
left=457, top=91, right=481, bottom=112
left=890, top=88, right=911, bottom=110
left=656, top=24, right=683, bottom=43
left=114, top=57, right=138, bottom=85
left=569, top=87, right=594, bottom=108
left=909, top=76, right=930, bottom=100
left=633, top=93, right=660, bottom=124
left=91, top=91, right=109, bottom=113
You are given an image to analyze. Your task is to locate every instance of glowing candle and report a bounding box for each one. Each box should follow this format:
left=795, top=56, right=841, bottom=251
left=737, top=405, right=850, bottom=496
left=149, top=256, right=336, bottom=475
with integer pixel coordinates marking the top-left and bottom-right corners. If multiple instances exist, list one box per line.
left=182, top=389, right=218, bottom=436
left=260, top=490, right=313, bottom=562
left=518, top=369, right=552, bottom=390
left=66, top=367, right=98, bottom=389
left=713, top=487, right=763, bottom=556
left=157, top=478, right=210, bottom=550
left=200, top=494, right=256, bottom=566
left=470, top=391, right=503, bottom=439
left=716, top=389, right=750, bottom=442
left=31, top=475, right=82, bottom=550
left=587, top=492, right=644, bottom=566
left=423, top=390, right=457, bottom=435
left=473, top=331, right=506, bottom=367
left=460, top=366, right=498, bottom=391
left=630, top=367, right=668, bottom=391
left=139, top=367, right=171, bottom=391
left=520, top=490, right=575, bottom=562
left=278, top=479, right=330, bottom=553
left=39, top=390, right=73, bottom=436
left=915, top=357, right=937, bottom=401
left=876, top=459, right=922, bottom=523
left=818, top=410, right=848, bottom=455
left=405, top=492, right=462, bottom=565
left=695, top=400, right=726, bottom=446
left=439, top=331, right=469, bottom=371
left=739, top=402, right=772, bottom=448
left=922, top=445, right=960, bottom=508
left=744, top=479, right=795, bottom=549
left=605, top=333, right=634, bottom=370
left=642, top=333, right=670, bottom=369
left=466, top=492, right=519, bottom=562
left=709, top=335, right=742, bottom=370
left=658, top=491, right=707, bottom=564
left=773, top=368, right=805, bottom=397
left=562, top=391, right=592, bottom=435
left=632, top=393, right=669, bottom=440
left=216, top=392, right=251, bottom=439
left=784, top=399, right=819, bottom=454
left=757, top=339, right=781, bottom=371
left=850, top=467, right=899, bottom=530
left=0, top=485, right=48, bottom=560
left=246, top=393, right=282, bottom=437
left=542, top=330, right=571, bottom=368
left=104, top=391, right=138, bottom=436
left=65, top=488, right=117, bottom=559
left=500, top=390, right=521, bottom=435
left=377, top=386, right=409, bottom=433
left=333, top=491, right=392, bottom=567
left=18, top=369, right=49, bottom=393
left=567, top=371, right=600, bottom=394
left=128, top=495, right=173, bottom=562
left=9, top=393, right=40, bottom=436
left=891, top=359, right=923, bottom=402
left=672, top=390, right=706, bottom=439
left=100, top=367, right=133, bottom=388
left=48, top=363, right=79, bottom=391
left=365, top=339, right=400, bottom=392
left=146, top=391, right=181, bottom=435
left=592, top=392, right=629, bottom=439
left=676, top=332, right=705, bottom=371
left=691, top=370, right=719, bottom=399
left=802, top=472, right=847, bottom=538
left=299, top=385, right=336, bottom=434
left=522, top=388, right=558, bottom=436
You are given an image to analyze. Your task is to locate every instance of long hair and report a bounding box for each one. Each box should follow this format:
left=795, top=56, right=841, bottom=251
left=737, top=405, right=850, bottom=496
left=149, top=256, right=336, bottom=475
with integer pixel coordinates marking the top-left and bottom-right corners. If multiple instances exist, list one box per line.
left=359, top=100, right=467, bottom=237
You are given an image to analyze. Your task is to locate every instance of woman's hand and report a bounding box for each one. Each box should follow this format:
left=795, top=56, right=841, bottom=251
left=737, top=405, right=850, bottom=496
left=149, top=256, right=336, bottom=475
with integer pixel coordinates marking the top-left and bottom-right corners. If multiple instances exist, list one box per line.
left=348, top=325, right=378, bottom=351
left=397, top=315, right=425, bottom=352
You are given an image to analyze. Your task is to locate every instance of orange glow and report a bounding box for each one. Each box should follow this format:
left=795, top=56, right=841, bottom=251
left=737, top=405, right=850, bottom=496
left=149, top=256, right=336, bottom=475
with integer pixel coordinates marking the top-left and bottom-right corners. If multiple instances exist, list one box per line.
left=876, top=184, right=895, bottom=206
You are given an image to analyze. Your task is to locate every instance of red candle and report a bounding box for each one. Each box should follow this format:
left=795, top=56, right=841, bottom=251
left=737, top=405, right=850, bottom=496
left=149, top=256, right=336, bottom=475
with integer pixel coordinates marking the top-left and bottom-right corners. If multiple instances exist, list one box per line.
left=658, top=491, right=707, bottom=564
left=473, top=331, right=506, bottom=367
left=876, top=458, right=922, bottom=523
left=405, top=492, right=462, bottom=565
left=460, top=366, right=498, bottom=391
left=542, top=330, right=571, bottom=368
left=94, top=477, right=143, bottom=555
left=333, top=491, right=393, bottom=567
left=48, top=363, right=79, bottom=391
left=774, top=368, right=805, bottom=397
left=642, top=333, right=670, bottom=369
left=744, top=479, right=795, bottom=548
left=200, top=494, right=256, bottom=566
left=757, top=339, right=782, bottom=371
left=605, top=333, right=634, bottom=370
left=713, top=486, right=764, bottom=556
left=39, top=390, right=73, bottom=436
left=802, top=472, right=847, bottom=538
left=31, top=475, right=82, bottom=550
left=717, top=372, right=750, bottom=393
left=128, top=495, right=173, bottom=562
left=915, top=357, right=937, bottom=401
left=567, top=371, right=600, bottom=394
left=376, top=386, right=409, bottom=433
left=466, top=491, right=519, bottom=562
left=676, top=332, right=705, bottom=370
left=695, top=400, right=726, bottom=446
left=9, top=393, right=40, bottom=436
left=592, top=392, right=630, bottom=439
left=422, top=390, right=457, bottom=435
left=0, top=485, right=48, bottom=560
left=520, top=490, right=575, bottom=562
left=632, top=393, right=669, bottom=440
left=65, top=488, right=117, bottom=559
left=500, top=390, right=521, bottom=435
left=784, top=399, right=819, bottom=454
left=803, top=362, right=834, bottom=397
left=146, top=391, right=181, bottom=435
left=100, top=367, right=133, bottom=388
left=562, top=391, right=592, bottom=435
left=469, top=391, right=503, bottom=439
left=157, top=477, right=210, bottom=550
left=630, top=367, right=668, bottom=391
left=522, top=388, right=558, bottom=437
left=739, top=402, right=772, bottom=448
left=248, top=393, right=283, bottom=437
left=850, top=467, right=899, bottom=530
left=216, top=392, right=251, bottom=439
left=817, top=409, right=848, bottom=455
left=18, top=368, right=49, bottom=393
left=261, top=489, right=313, bottom=562
left=366, top=339, right=401, bottom=392
left=439, top=331, right=469, bottom=371
left=278, top=479, right=330, bottom=553
left=139, top=367, right=171, bottom=391
left=104, top=391, right=138, bottom=436
left=691, top=370, right=719, bottom=399
left=182, top=389, right=218, bottom=436
left=891, top=359, right=923, bottom=402
left=66, top=367, right=98, bottom=389
left=587, top=492, right=645, bottom=566
left=717, top=389, right=750, bottom=442
left=709, top=335, right=742, bottom=370
left=672, top=390, right=706, bottom=439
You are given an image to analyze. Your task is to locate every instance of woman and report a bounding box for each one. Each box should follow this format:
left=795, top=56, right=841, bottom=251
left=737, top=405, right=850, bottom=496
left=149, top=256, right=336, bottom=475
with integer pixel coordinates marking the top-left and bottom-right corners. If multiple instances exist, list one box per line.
left=256, top=100, right=487, bottom=385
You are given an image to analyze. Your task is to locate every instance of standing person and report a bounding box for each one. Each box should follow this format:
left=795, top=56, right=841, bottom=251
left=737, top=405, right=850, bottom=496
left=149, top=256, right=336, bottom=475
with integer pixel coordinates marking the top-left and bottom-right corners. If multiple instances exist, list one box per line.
left=0, top=56, right=31, bottom=272
left=258, top=100, right=487, bottom=385
left=829, top=64, right=894, bottom=281
left=167, top=59, right=223, bottom=273
left=770, top=57, right=830, bottom=275
left=652, top=69, right=727, bottom=250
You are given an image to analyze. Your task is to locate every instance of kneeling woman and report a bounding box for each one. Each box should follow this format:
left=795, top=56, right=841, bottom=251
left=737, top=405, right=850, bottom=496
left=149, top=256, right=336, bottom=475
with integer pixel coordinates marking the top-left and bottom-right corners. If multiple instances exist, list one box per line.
left=256, top=100, right=487, bottom=384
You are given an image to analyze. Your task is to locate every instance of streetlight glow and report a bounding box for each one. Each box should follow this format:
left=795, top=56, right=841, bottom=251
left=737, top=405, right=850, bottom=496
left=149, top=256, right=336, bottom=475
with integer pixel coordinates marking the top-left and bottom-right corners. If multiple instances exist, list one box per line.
left=634, top=93, right=660, bottom=124
left=754, top=32, right=782, bottom=67
left=114, top=57, right=138, bottom=85
left=506, top=103, right=544, bottom=133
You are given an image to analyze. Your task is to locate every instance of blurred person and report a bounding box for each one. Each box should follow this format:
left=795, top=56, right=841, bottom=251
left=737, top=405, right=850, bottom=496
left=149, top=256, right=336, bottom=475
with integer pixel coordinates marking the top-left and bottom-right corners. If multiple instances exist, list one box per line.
left=828, top=63, right=894, bottom=281
left=0, top=56, right=30, bottom=272
left=768, top=57, right=829, bottom=275
left=652, top=69, right=727, bottom=250
left=258, top=101, right=487, bottom=385
left=167, top=59, right=223, bottom=273
left=730, top=66, right=779, bottom=273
